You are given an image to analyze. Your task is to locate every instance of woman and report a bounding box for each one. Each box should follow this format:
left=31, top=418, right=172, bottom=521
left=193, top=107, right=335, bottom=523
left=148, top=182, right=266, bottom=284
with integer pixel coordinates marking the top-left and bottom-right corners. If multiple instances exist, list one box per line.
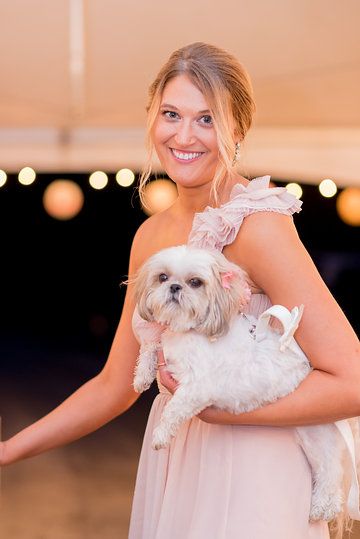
left=1, top=42, right=359, bottom=539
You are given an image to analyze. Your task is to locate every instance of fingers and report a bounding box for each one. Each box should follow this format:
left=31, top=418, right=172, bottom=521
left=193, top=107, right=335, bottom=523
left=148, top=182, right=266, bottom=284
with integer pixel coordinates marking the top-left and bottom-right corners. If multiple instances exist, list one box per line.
left=159, top=369, right=178, bottom=394
left=157, top=349, right=178, bottom=394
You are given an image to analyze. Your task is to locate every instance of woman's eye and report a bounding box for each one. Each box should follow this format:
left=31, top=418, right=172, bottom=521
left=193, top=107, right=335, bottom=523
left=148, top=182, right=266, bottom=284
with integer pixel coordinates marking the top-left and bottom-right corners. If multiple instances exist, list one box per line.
left=159, top=273, right=168, bottom=283
left=162, top=110, right=179, bottom=120
left=199, top=115, right=213, bottom=126
left=189, top=278, right=203, bottom=288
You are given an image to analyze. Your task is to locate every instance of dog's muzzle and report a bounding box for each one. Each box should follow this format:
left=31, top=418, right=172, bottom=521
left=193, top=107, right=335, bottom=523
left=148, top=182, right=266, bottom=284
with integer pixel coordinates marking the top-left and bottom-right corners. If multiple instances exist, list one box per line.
left=169, top=283, right=182, bottom=302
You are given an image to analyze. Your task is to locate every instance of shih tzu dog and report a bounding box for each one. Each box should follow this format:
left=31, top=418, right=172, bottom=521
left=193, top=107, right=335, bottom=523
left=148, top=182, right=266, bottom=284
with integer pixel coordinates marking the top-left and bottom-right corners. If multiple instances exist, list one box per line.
left=132, top=245, right=344, bottom=521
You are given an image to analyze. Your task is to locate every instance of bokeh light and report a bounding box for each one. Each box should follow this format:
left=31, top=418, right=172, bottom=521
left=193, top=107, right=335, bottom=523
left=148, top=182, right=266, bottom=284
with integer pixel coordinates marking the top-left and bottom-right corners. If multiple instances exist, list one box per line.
left=43, top=180, right=84, bottom=220
left=285, top=182, right=303, bottom=199
left=319, top=178, right=337, bottom=198
left=18, top=166, right=36, bottom=185
left=336, top=187, right=360, bottom=226
left=116, top=168, right=135, bottom=187
left=142, top=179, right=178, bottom=216
left=0, top=170, right=7, bottom=187
left=89, top=171, right=108, bottom=190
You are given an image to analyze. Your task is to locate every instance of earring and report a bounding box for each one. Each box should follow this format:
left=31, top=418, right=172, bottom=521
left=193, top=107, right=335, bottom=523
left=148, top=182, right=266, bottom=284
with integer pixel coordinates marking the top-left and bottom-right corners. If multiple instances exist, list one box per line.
left=232, top=142, right=241, bottom=166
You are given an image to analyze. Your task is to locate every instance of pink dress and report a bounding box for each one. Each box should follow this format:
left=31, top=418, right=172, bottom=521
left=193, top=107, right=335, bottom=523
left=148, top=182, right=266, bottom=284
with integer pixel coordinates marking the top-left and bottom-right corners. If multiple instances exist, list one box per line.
left=129, top=176, right=330, bottom=539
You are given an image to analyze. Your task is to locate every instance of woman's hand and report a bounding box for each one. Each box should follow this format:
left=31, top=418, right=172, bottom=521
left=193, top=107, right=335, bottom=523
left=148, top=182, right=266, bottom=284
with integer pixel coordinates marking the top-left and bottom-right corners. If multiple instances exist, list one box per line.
left=157, top=349, right=178, bottom=394
left=197, top=407, right=218, bottom=423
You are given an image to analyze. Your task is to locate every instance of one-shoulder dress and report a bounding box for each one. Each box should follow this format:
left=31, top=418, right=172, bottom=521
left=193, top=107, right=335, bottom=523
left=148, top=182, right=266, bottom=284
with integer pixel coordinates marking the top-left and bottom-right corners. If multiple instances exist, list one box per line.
left=129, top=176, right=331, bottom=539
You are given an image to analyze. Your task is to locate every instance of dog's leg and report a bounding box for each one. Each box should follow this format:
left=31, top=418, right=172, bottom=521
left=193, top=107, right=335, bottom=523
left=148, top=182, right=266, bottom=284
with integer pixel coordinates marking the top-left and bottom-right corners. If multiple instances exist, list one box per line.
left=152, top=386, right=209, bottom=450
left=296, top=425, right=344, bottom=521
left=133, top=344, right=158, bottom=393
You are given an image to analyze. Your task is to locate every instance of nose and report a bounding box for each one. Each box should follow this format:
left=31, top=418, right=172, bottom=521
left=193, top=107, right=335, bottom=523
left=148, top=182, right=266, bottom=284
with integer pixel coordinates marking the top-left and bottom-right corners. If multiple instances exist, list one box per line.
left=170, top=283, right=182, bottom=294
left=174, top=120, right=195, bottom=147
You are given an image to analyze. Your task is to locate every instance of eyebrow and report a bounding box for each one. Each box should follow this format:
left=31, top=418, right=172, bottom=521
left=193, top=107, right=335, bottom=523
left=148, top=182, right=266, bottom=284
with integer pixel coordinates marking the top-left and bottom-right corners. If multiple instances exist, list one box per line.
left=160, top=103, right=211, bottom=114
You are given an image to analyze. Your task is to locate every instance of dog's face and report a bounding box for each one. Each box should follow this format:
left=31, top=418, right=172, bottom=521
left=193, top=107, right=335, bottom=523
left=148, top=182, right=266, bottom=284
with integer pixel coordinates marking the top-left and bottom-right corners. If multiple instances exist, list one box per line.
left=133, top=245, right=250, bottom=338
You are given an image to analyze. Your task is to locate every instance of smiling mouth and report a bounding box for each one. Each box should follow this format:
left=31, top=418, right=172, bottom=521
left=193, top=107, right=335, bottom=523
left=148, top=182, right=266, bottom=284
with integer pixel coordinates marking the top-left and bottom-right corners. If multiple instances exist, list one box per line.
left=170, top=148, right=205, bottom=162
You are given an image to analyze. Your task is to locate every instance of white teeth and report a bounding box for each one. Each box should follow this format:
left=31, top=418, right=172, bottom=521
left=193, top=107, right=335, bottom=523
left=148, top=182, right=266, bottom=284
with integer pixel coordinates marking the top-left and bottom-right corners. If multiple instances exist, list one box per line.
left=171, top=149, right=203, bottom=160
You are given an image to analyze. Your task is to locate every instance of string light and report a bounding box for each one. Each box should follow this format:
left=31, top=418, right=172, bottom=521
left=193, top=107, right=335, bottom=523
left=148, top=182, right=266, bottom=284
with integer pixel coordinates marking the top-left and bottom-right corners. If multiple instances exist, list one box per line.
left=319, top=179, right=337, bottom=198
left=116, top=168, right=135, bottom=187
left=0, top=170, right=7, bottom=187
left=142, top=179, right=178, bottom=216
left=43, top=180, right=84, bottom=220
left=89, top=171, right=108, bottom=190
left=18, top=167, right=36, bottom=185
left=336, top=188, right=360, bottom=226
left=285, top=182, right=303, bottom=199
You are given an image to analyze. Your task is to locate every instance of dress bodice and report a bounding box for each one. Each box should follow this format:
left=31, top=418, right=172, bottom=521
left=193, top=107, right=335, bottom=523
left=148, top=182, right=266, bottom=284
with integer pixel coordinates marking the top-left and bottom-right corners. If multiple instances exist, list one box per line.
left=132, top=174, right=302, bottom=340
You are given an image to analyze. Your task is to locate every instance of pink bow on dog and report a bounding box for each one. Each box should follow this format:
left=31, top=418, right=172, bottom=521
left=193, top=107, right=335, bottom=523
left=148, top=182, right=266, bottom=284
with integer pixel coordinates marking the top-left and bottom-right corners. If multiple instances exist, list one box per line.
left=221, top=271, right=233, bottom=289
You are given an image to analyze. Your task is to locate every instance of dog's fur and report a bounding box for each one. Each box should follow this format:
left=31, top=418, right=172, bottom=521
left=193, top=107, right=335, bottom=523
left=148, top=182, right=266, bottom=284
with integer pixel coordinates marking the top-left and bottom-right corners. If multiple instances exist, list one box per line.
left=132, top=245, right=344, bottom=521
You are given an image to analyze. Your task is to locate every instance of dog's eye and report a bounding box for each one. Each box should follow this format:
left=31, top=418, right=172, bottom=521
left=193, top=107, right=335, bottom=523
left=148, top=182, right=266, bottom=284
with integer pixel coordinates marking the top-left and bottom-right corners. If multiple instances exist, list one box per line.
left=188, top=278, right=203, bottom=288
left=159, top=273, right=168, bottom=283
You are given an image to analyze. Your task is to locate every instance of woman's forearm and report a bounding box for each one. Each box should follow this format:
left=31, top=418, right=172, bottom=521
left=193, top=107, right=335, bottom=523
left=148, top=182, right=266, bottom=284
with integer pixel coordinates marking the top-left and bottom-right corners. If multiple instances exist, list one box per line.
left=199, top=369, right=360, bottom=427
left=2, top=373, right=139, bottom=465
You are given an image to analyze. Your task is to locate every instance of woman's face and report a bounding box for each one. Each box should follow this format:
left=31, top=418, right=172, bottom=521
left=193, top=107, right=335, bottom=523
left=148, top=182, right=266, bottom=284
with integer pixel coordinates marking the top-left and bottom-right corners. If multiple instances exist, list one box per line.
left=152, top=75, right=219, bottom=189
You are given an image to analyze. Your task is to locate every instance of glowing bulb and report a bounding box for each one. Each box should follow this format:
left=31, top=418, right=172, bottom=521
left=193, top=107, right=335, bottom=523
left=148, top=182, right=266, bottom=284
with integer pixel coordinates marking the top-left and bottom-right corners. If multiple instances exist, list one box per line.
left=285, top=183, right=303, bottom=199
left=336, top=188, right=360, bottom=226
left=142, top=179, right=178, bottom=216
left=116, top=168, right=135, bottom=187
left=43, top=180, right=84, bottom=220
left=0, top=170, right=7, bottom=187
left=18, top=167, right=36, bottom=185
left=319, top=179, right=337, bottom=198
left=89, top=171, right=108, bottom=190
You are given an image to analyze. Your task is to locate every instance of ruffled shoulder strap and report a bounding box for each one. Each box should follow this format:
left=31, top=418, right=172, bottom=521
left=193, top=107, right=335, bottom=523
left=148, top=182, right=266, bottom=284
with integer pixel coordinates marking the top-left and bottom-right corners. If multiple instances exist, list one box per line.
left=188, top=175, right=302, bottom=251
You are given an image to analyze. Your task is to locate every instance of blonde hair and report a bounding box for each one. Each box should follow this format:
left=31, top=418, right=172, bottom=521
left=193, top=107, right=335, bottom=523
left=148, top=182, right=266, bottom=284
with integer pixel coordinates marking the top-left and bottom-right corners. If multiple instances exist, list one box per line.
left=139, top=42, right=256, bottom=206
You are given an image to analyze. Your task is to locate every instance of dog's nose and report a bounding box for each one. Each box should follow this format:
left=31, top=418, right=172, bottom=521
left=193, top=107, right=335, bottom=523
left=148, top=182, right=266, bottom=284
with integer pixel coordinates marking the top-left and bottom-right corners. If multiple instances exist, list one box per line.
left=170, top=283, right=182, bottom=294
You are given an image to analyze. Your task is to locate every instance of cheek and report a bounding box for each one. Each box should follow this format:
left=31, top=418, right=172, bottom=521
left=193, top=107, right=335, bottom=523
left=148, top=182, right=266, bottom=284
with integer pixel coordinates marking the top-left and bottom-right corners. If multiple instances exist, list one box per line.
left=153, top=120, right=173, bottom=149
left=207, top=133, right=219, bottom=155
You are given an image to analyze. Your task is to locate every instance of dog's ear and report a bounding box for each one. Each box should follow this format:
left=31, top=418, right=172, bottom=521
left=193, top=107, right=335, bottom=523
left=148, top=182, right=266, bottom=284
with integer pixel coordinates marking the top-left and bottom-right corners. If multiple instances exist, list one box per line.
left=197, top=253, right=251, bottom=339
left=198, top=275, right=233, bottom=338
left=132, top=261, right=155, bottom=322
left=214, top=251, right=251, bottom=310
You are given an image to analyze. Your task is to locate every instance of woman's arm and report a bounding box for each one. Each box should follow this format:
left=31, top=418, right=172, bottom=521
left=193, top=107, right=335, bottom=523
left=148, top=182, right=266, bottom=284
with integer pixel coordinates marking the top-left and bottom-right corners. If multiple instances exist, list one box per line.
left=0, top=225, right=147, bottom=466
left=199, top=211, right=360, bottom=426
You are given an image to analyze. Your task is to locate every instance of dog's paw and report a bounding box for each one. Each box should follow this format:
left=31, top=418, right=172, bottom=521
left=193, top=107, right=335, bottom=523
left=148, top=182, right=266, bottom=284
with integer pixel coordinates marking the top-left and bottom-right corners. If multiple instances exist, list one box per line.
left=152, top=426, right=171, bottom=450
left=152, top=439, right=168, bottom=450
left=309, top=491, right=343, bottom=522
left=133, top=382, right=144, bottom=393
left=133, top=377, right=150, bottom=393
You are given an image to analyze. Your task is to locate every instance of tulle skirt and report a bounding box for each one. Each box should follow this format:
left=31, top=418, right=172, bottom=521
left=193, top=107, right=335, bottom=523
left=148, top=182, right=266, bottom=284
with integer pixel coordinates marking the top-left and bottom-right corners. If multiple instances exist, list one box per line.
left=129, top=392, right=330, bottom=539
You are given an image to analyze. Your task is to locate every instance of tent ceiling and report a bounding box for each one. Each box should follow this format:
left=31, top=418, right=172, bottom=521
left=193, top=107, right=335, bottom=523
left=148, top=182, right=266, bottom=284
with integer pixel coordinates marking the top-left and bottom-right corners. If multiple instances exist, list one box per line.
left=0, top=0, right=359, bottom=185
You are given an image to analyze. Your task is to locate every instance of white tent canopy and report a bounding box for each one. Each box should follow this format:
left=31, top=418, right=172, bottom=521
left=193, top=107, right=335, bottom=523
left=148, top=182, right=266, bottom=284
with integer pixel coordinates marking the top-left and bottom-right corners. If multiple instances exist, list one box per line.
left=0, top=0, right=359, bottom=186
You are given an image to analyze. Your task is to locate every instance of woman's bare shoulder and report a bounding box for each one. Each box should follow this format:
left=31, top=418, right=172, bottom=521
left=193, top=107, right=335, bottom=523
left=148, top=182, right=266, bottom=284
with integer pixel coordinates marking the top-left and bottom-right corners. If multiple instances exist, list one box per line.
left=130, top=209, right=175, bottom=270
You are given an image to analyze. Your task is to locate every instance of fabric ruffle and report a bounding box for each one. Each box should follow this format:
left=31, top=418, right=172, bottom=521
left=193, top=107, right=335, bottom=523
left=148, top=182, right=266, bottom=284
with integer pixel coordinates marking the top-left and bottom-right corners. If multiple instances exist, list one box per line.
left=188, top=175, right=302, bottom=251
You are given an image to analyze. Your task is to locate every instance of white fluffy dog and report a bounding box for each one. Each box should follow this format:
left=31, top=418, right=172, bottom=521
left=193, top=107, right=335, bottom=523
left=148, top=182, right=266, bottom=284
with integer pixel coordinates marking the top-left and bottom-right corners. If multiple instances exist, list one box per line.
left=132, top=245, right=344, bottom=521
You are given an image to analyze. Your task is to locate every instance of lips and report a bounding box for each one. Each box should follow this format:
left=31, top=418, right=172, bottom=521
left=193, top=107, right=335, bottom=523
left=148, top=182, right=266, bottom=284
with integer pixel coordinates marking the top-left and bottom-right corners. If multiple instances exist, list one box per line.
left=170, top=148, right=204, bottom=162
